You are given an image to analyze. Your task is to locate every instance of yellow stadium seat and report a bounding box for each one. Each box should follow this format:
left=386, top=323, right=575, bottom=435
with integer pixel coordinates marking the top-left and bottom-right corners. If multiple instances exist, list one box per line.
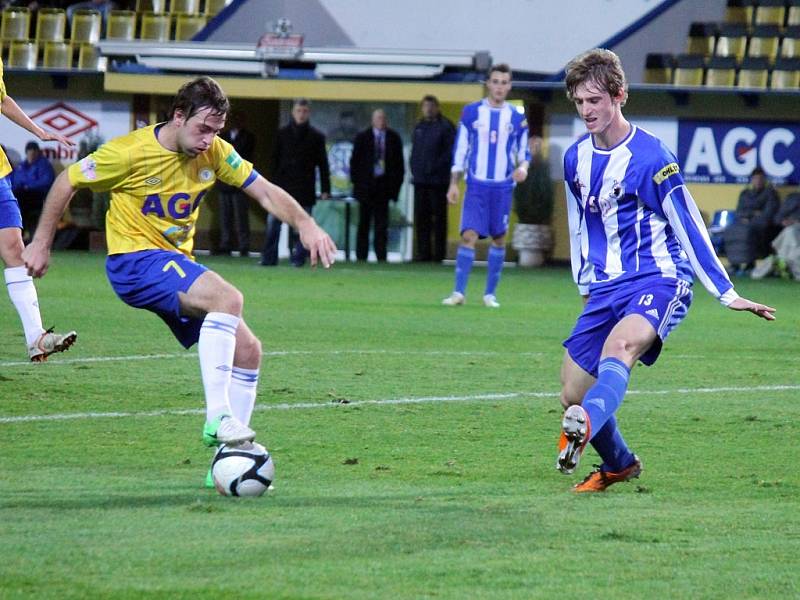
left=174, top=13, right=207, bottom=40
left=673, top=54, right=705, bottom=86
left=644, top=53, right=673, bottom=84
left=136, top=0, right=167, bottom=12
left=716, top=23, right=748, bottom=61
left=771, top=57, right=800, bottom=88
left=788, top=1, right=800, bottom=26
left=35, top=8, right=66, bottom=42
left=754, top=0, right=786, bottom=26
left=42, top=40, right=71, bottom=69
left=726, top=0, right=753, bottom=25
left=78, top=43, right=103, bottom=70
left=687, top=22, right=716, bottom=56
left=71, top=9, right=102, bottom=44
left=204, top=0, right=230, bottom=16
left=737, top=56, right=769, bottom=88
left=139, top=12, right=171, bottom=41
left=171, top=0, right=200, bottom=15
left=781, top=25, right=800, bottom=57
left=7, top=40, right=37, bottom=69
left=748, top=24, right=781, bottom=62
left=705, top=55, right=737, bottom=87
left=1, top=7, right=30, bottom=42
left=106, top=10, right=136, bottom=40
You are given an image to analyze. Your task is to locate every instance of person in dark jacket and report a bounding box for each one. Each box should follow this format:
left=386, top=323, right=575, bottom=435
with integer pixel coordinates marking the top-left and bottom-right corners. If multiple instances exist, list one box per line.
left=410, top=95, right=454, bottom=262
left=216, top=112, right=256, bottom=255
left=349, top=109, right=404, bottom=262
left=12, top=141, right=54, bottom=242
left=261, top=98, right=330, bottom=267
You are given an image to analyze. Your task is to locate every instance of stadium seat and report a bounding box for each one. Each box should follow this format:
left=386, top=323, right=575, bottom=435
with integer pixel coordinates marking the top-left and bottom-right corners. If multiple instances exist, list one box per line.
left=726, top=0, right=754, bottom=25
left=204, top=0, right=230, bottom=16
left=748, top=24, right=781, bottom=62
left=139, top=12, right=171, bottom=41
left=738, top=56, right=769, bottom=87
left=780, top=25, right=800, bottom=57
left=42, top=40, right=71, bottom=69
left=136, top=0, right=167, bottom=12
left=788, top=0, right=800, bottom=26
left=6, top=39, right=37, bottom=69
left=673, top=54, right=705, bottom=86
left=770, top=56, right=800, bottom=88
left=687, top=22, right=717, bottom=56
left=174, top=13, right=207, bottom=40
left=644, top=53, right=673, bottom=84
left=715, top=23, right=748, bottom=61
left=35, top=8, right=66, bottom=42
left=106, top=10, right=136, bottom=40
left=71, top=9, right=102, bottom=44
left=1, top=7, right=30, bottom=42
left=754, top=0, right=786, bottom=26
left=705, top=55, right=737, bottom=86
left=78, top=42, right=103, bottom=70
left=170, top=0, right=200, bottom=15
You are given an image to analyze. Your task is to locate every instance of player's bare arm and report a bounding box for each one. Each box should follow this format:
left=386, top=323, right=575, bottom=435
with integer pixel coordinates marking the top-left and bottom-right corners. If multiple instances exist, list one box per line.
left=447, top=171, right=462, bottom=204
left=512, top=161, right=529, bottom=183
left=244, top=175, right=337, bottom=268
left=0, top=95, right=74, bottom=148
left=21, top=170, right=76, bottom=278
left=727, top=297, right=776, bottom=321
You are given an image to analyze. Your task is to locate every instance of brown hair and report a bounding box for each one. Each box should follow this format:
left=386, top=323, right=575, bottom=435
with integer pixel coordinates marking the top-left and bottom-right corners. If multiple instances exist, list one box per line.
left=565, top=49, right=628, bottom=106
left=487, top=63, right=512, bottom=80
left=169, top=76, right=230, bottom=121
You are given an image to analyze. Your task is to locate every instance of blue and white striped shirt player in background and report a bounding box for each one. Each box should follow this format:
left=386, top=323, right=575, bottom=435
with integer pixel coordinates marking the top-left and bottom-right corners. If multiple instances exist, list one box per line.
left=442, top=63, right=530, bottom=308
left=556, top=49, right=775, bottom=493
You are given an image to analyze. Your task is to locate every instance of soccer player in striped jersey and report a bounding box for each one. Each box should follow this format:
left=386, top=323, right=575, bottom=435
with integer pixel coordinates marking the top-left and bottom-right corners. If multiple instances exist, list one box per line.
left=557, top=49, right=775, bottom=492
left=442, top=63, right=530, bottom=308
left=23, top=77, right=336, bottom=485
left=0, top=57, right=77, bottom=362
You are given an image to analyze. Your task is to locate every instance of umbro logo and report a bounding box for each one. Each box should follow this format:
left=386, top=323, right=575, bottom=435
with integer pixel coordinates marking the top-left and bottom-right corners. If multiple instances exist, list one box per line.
left=646, top=308, right=660, bottom=319
left=216, top=365, right=232, bottom=372
left=145, top=177, right=161, bottom=185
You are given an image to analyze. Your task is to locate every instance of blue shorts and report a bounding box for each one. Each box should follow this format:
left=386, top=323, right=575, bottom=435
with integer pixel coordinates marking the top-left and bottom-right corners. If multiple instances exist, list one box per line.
left=563, top=277, right=693, bottom=377
left=106, top=250, right=209, bottom=349
left=460, top=181, right=513, bottom=238
left=0, top=175, right=22, bottom=230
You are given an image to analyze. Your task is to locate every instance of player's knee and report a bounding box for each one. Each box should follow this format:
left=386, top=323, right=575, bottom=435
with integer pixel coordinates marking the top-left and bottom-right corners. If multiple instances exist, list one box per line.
left=559, top=388, right=581, bottom=409
left=604, top=338, right=638, bottom=362
left=219, top=287, right=244, bottom=315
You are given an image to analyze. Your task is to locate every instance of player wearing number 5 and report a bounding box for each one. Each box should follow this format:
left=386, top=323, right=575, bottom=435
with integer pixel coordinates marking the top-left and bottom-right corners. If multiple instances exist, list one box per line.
left=556, top=49, right=775, bottom=493
left=23, top=77, right=337, bottom=472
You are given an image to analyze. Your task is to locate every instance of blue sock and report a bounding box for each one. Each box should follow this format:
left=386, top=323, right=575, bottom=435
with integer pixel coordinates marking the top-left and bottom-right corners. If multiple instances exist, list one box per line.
left=582, top=357, right=630, bottom=443
left=454, top=245, right=475, bottom=295
left=484, top=245, right=506, bottom=296
left=589, top=415, right=636, bottom=473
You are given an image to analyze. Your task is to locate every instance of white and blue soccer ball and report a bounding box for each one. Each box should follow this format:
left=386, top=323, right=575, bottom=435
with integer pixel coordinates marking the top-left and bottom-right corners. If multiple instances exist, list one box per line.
left=211, top=441, right=275, bottom=497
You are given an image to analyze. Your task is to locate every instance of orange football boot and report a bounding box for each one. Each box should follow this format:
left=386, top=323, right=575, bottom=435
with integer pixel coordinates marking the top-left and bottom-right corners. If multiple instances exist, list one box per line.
left=572, top=455, right=642, bottom=493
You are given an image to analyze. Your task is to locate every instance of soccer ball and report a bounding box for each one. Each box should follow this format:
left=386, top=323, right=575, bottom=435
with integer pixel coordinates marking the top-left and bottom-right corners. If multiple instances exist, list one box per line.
left=211, top=441, right=275, bottom=497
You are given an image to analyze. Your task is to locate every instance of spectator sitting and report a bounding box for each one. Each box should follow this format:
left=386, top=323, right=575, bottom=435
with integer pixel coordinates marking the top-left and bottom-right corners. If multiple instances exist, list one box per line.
left=722, top=167, right=780, bottom=275
left=12, top=141, right=54, bottom=242
left=751, top=192, right=800, bottom=280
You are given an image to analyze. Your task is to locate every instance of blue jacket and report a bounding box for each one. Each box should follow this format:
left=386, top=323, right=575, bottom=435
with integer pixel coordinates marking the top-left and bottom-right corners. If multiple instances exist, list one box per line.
left=410, top=116, right=455, bottom=186
left=12, top=156, right=55, bottom=194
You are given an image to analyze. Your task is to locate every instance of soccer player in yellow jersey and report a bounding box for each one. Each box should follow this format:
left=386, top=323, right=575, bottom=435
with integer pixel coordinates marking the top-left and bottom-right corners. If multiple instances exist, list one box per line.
left=23, top=77, right=337, bottom=471
left=0, top=58, right=77, bottom=361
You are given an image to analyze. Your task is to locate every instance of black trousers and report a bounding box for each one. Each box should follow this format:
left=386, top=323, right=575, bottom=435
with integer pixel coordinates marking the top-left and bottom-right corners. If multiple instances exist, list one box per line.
left=16, top=189, right=46, bottom=241
left=356, top=177, right=390, bottom=262
left=413, top=183, right=448, bottom=262
left=218, top=189, right=250, bottom=253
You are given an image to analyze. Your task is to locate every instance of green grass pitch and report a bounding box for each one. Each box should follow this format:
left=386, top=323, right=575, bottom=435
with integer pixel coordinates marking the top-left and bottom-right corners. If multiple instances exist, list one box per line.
left=1, top=252, right=798, bottom=599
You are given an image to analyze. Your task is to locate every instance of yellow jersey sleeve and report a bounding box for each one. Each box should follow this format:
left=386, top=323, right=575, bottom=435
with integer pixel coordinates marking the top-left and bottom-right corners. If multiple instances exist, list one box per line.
left=0, top=58, right=7, bottom=102
left=212, top=136, right=254, bottom=188
left=67, top=137, right=130, bottom=192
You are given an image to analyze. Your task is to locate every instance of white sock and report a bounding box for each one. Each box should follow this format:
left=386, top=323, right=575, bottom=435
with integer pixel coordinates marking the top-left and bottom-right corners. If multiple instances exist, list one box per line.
left=198, top=311, right=240, bottom=422
left=5, top=266, right=45, bottom=346
left=230, top=366, right=259, bottom=425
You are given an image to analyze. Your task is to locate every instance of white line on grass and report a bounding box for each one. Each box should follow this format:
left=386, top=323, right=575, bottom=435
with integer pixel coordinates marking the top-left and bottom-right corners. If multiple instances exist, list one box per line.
left=1, top=384, right=798, bottom=425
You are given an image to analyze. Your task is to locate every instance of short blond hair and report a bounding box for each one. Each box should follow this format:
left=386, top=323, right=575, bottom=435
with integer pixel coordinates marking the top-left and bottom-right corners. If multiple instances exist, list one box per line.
left=565, top=48, right=628, bottom=106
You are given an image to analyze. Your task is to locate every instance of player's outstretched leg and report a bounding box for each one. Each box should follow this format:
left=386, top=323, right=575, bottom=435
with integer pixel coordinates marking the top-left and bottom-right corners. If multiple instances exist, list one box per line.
left=443, top=245, right=474, bottom=305
left=571, top=415, right=641, bottom=492
left=28, top=328, right=78, bottom=362
left=556, top=404, right=591, bottom=474
left=573, top=455, right=642, bottom=493
left=483, top=245, right=505, bottom=308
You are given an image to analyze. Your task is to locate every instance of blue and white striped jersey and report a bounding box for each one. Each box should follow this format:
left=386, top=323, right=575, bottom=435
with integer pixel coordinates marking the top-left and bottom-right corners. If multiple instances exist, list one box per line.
left=451, top=99, right=529, bottom=185
left=563, top=125, right=738, bottom=305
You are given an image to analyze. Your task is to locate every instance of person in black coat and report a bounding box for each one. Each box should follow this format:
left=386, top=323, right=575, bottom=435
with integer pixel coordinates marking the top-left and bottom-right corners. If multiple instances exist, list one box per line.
left=349, top=109, right=404, bottom=262
left=216, top=112, right=256, bottom=255
left=261, top=98, right=331, bottom=266
left=410, top=95, right=454, bottom=262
